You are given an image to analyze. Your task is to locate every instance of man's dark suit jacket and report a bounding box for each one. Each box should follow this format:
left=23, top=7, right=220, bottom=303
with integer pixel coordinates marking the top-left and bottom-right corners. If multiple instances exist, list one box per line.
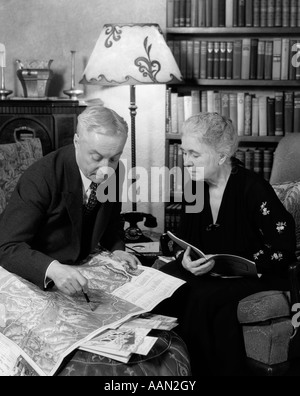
left=0, top=144, right=125, bottom=290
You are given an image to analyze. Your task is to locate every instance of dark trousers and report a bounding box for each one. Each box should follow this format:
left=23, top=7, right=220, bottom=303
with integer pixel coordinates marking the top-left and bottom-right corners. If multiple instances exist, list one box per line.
left=153, top=258, right=289, bottom=376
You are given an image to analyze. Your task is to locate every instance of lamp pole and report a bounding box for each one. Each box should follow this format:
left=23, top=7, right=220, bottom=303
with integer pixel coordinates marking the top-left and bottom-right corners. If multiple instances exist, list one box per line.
left=130, top=85, right=138, bottom=212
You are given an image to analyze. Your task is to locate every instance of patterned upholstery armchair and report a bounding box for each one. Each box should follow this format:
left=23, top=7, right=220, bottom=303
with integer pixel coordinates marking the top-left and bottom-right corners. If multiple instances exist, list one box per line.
left=0, top=139, right=191, bottom=377
left=237, top=134, right=300, bottom=376
left=0, top=139, right=43, bottom=215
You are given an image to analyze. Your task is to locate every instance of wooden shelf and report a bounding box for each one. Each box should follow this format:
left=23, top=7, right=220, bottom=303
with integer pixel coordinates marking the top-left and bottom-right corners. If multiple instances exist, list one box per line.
left=172, top=79, right=300, bottom=88
left=167, top=27, right=300, bottom=35
left=166, top=134, right=283, bottom=143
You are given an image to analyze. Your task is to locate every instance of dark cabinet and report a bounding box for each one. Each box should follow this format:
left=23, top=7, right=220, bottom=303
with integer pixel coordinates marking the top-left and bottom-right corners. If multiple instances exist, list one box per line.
left=0, top=99, right=86, bottom=155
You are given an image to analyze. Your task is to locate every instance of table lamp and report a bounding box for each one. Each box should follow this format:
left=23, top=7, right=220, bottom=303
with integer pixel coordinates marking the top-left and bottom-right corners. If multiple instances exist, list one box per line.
left=80, top=23, right=183, bottom=241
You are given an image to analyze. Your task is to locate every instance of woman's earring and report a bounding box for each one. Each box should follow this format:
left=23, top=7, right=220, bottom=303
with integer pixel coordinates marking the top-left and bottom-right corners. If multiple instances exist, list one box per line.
left=218, top=155, right=226, bottom=166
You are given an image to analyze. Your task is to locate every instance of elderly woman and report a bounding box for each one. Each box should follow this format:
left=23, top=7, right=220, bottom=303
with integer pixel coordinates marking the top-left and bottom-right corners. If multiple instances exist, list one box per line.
left=158, top=112, right=297, bottom=376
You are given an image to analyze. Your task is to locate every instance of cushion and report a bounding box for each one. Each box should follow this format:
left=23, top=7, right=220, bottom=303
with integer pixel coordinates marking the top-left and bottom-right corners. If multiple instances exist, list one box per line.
left=238, top=290, right=291, bottom=324
left=0, top=139, right=43, bottom=214
left=273, top=181, right=300, bottom=258
left=57, top=330, right=191, bottom=377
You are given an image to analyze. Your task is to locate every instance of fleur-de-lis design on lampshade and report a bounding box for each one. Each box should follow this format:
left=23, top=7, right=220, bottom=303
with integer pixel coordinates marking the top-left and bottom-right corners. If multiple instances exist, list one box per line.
left=80, top=24, right=183, bottom=86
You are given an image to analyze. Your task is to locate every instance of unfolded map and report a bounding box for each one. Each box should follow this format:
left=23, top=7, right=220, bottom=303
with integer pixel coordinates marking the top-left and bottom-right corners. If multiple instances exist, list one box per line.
left=0, top=253, right=185, bottom=376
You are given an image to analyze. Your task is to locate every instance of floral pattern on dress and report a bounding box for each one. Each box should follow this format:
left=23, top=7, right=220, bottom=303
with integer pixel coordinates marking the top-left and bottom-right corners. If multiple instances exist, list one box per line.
left=260, top=202, right=270, bottom=216
left=253, top=250, right=264, bottom=261
left=271, top=252, right=283, bottom=261
left=276, top=222, right=287, bottom=234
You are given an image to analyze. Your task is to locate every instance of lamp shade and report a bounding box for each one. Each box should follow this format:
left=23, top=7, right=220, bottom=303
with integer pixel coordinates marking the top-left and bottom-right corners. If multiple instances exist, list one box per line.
left=80, top=24, right=183, bottom=86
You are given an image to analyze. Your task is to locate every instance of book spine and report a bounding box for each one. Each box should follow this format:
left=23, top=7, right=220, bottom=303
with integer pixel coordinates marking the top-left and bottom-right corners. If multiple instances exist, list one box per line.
left=245, top=149, right=254, bottom=171
left=166, top=88, right=172, bottom=134
left=191, top=0, right=199, bottom=26
left=252, top=96, right=259, bottom=136
left=241, top=38, right=251, bottom=79
left=177, top=96, right=185, bottom=134
left=284, top=91, right=294, bottom=134
left=254, top=148, right=264, bottom=175
left=229, top=93, right=238, bottom=132
left=207, top=90, right=215, bottom=112
left=264, top=40, right=274, bottom=80
left=253, top=0, right=260, bottom=26
left=232, top=0, right=239, bottom=26
left=281, top=38, right=290, bottom=80
left=186, top=40, right=194, bottom=80
left=214, top=91, right=222, bottom=114
left=233, top=40, right=242, bottom=79
left=294, top=92, right=300, bottom=132
left=206, top=0, right=212, bottom=26
left=174, top=0, right=181, bottom=27
left=220, top=42, right=227, bottom=79
left=275, top=0, right=282, bottom=27
left=298, top=0, right=300, bottom=27
left=289, top=40, right=297, bottom=80
left=221, top=92, right=230, bottom=118
left=259, top=96, right=268, bottom=136
left=213, top=41, right=220, bottom=79
left=272, top=38, right=282, bottom=80
left=219, top=0, right=226, bottom=26
left=191, top=90, right=201, bottom=115
left=267, top=0, right=275, bottom=27
left=244, top=94, right=252, bottom=136
left=226, top=0, right=234, bottom=27
left=245, top=0, right=253, bottom=26
left=282, top=0, right=290, bottom=26
left=180, top=0, right=187, bottom=26
left=212, top=0, right=220, bottom=26
left=237, top=92, right=245, bottom=136
left=257, top=40, right=265, bottom=80
left=171, top=93, right=179, bottom=134
left=201, top=90, right=208, bottom=112
left=275, top=92, right=284, bottom=136
left=291, top=0, right=298, bottom=27
left=261, top=0, right=268, bottom=27
left=193, top=40, right=201, bottom=79
left=180, top=41, right=188, bottom=79
left=267, top=97, right=276, bottom=136
left=198, top=0, right=206, bottom=26
left=250, top=39, right=258, bottom=79
left=238, top=0, right=246, bottom=26
left=226, top=41, right=233, bottom=79
left=200, top=41, right=208, bottom=78
left=207, top=41, right=214, bottom=79
left=186, top=0, right=192, bottom=26
left=263, top=149, right=274, bottom=181
left=167, top=0, right=175, bottom=27
left=184, top=95, right=193, bottom=120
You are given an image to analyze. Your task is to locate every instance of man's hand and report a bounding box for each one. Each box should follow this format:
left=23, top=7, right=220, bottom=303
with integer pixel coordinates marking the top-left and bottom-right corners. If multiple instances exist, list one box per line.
left=47, top=261, right=88, bottom=296
left=182, top=247, right=215, bottom=276
left=112, top=250, right=141, bottom=270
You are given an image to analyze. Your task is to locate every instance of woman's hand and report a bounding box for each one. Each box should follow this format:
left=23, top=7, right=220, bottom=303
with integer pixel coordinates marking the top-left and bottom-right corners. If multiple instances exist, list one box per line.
left=182, top=247, right=215, bottom=276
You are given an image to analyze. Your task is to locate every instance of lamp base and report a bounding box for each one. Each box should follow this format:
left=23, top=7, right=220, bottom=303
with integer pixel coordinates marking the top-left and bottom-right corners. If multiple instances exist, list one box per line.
left=63, top=88, right=83, bottom=100
left=0, top=88, right=13, bottom=100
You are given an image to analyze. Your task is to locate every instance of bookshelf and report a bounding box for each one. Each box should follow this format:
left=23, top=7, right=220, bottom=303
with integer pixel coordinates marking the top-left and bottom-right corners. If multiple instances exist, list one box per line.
left=164, top=0, right=300, bottom=233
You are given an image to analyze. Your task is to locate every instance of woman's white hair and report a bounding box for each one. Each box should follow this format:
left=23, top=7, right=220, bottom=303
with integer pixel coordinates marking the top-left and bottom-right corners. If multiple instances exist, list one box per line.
left=77, top=105, right=128, bottom=138
left=182, top=112, right=238, bottom=158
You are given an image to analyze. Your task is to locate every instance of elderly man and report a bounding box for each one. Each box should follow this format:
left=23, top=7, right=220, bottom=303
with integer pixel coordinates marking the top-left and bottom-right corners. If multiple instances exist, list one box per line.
left=0, top=105, right=139, bottom=295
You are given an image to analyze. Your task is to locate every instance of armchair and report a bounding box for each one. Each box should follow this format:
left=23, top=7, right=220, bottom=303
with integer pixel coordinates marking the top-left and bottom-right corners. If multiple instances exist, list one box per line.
left=237, top=133, right=300, bottom=376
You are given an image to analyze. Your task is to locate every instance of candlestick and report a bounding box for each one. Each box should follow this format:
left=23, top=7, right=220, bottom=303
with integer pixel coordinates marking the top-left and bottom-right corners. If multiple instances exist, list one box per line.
left=63, top=50, right=83, bottom=100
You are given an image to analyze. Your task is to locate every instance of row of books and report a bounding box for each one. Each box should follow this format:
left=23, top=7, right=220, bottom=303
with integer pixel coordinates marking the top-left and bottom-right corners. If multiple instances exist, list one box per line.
left=165, top=203, right=182, bottom=234
left=167, top=141, right=274, bottom=193
left=166, top=89, right=300, bottom=136
left=168, top=38, right=300, bottom=81
left=235, top=147, right=275, bottom=180
left=167, top=0, right=300, bottom=28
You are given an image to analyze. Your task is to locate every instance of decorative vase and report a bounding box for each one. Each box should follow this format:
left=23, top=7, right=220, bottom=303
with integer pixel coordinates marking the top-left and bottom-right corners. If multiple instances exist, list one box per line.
left=16, top=59, right=54, bottom=98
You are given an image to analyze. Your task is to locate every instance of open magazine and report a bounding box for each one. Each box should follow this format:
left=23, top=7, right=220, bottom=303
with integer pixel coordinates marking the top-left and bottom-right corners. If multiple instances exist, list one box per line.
left=167, top=231, right=258, bottom=278
left=0, top=252, right=185, bottom=376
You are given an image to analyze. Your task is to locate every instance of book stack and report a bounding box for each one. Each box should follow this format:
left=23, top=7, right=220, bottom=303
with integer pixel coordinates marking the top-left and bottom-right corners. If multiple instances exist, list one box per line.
left=167, top=0, right=300, bottom=28
left=165, top=203, right=183, bottom=234
left=167, top=38, right=300, bottom=81
left=166, top=89, right=300, bottom=136
left=235, top=147, right=275, bottom=180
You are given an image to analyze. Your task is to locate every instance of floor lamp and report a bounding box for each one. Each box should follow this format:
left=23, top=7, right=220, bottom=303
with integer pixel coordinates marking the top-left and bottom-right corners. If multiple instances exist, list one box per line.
left=80, top=24, right=183, bottom=242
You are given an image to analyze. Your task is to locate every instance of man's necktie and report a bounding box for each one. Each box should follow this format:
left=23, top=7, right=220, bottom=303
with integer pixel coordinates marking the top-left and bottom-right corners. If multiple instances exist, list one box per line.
left=84, top=182, right=99, bottom=214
